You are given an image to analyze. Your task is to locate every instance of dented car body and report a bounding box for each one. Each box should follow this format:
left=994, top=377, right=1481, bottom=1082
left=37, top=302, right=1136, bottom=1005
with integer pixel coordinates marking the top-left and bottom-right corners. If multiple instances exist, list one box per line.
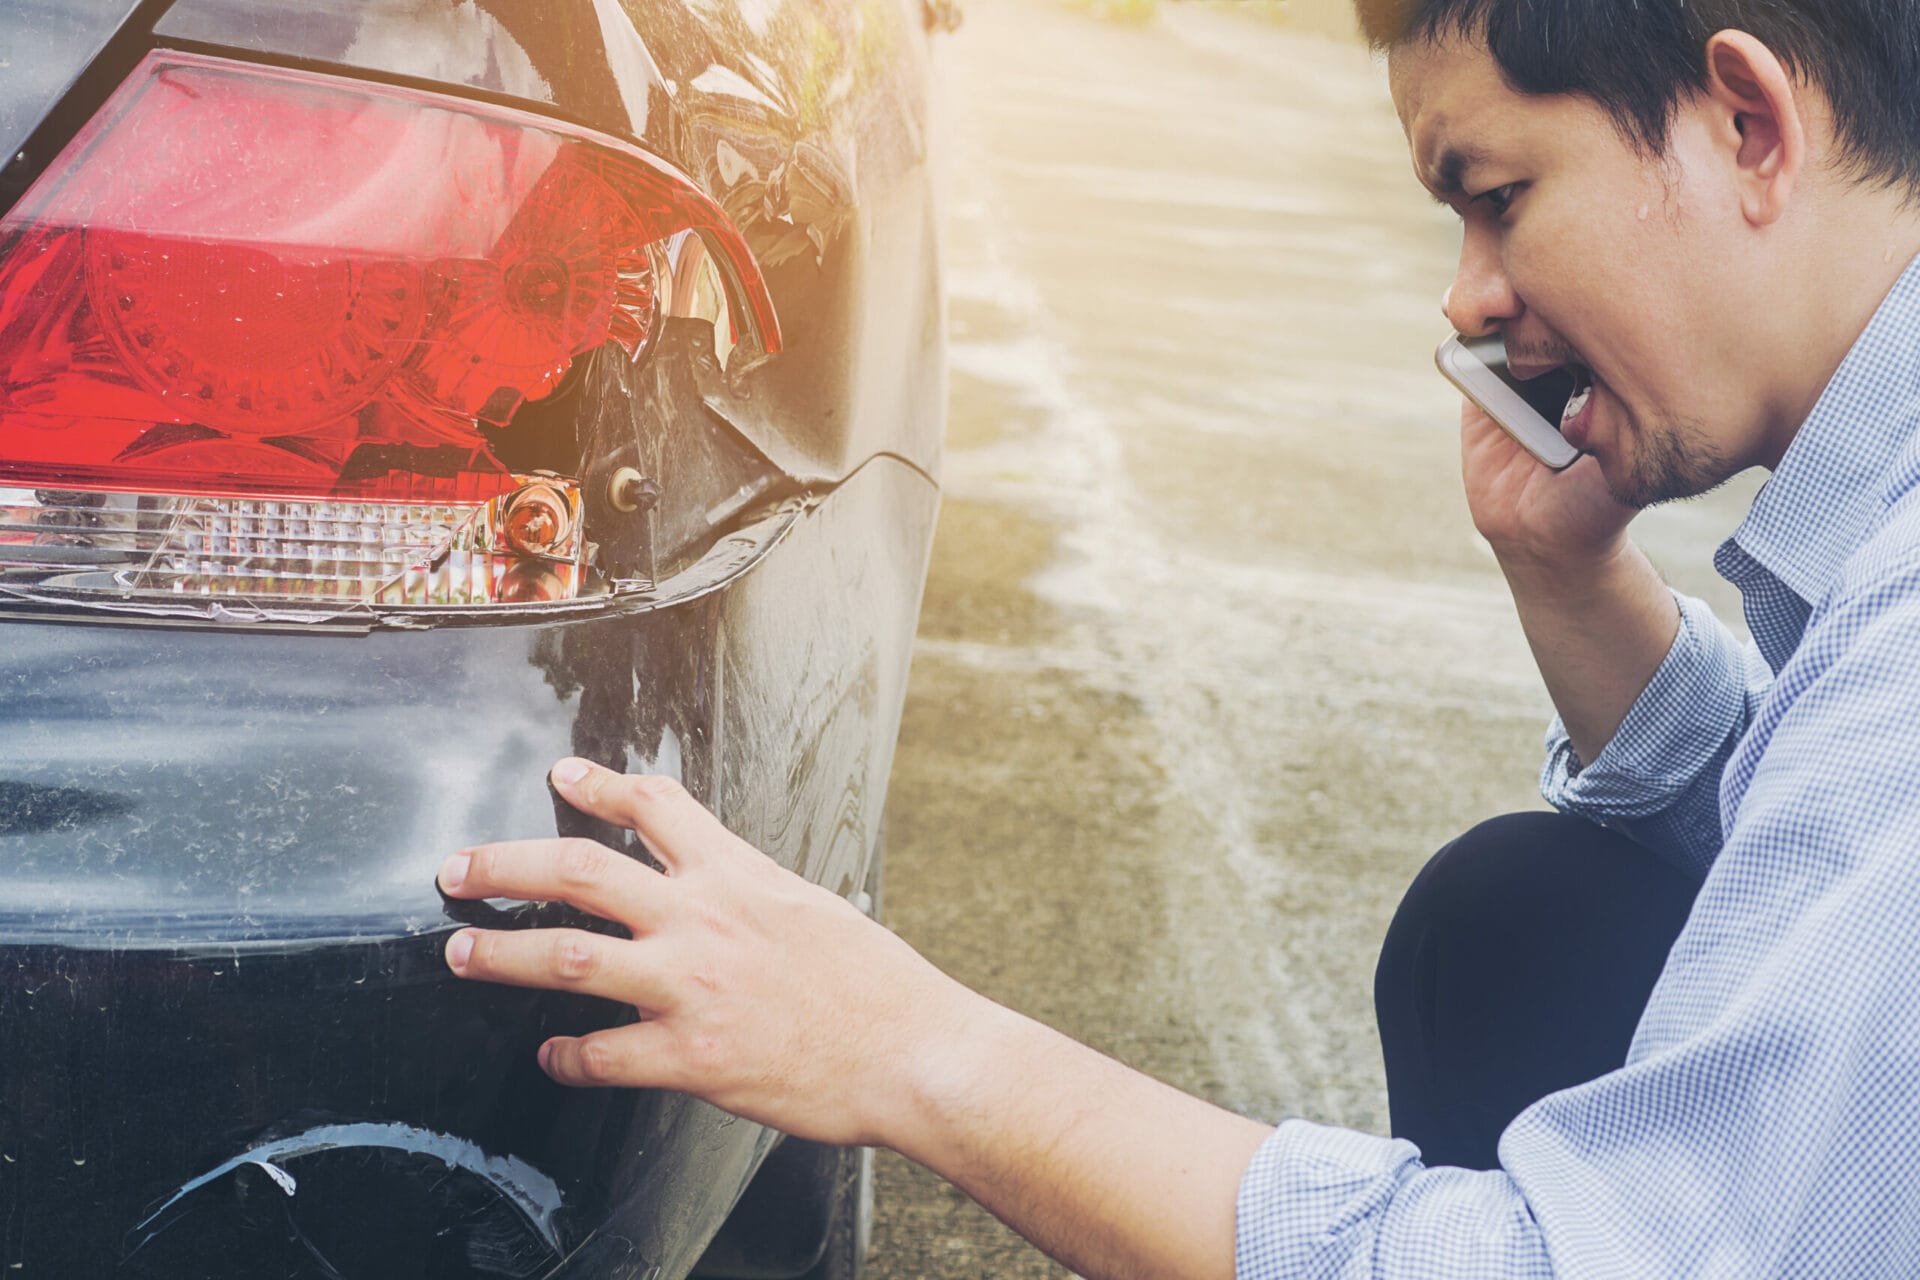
left=0, top=1, right=946, bottom=1275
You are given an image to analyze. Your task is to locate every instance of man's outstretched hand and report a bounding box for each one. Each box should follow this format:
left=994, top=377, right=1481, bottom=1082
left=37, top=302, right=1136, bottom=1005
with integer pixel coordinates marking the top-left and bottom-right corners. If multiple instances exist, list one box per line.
left=437, top=757, right=970, bottom=1149
left=439, top=758, right=1271, bottom=1280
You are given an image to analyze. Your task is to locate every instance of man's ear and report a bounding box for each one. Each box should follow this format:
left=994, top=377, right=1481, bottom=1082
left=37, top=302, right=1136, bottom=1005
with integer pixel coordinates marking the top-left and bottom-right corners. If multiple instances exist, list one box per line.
left=1703, top=31, right=1806, bottom=227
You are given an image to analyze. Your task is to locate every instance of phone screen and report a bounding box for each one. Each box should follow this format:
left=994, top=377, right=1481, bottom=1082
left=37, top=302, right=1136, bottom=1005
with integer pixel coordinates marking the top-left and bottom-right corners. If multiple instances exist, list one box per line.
left=1459, top=334, right=1575, bottom=426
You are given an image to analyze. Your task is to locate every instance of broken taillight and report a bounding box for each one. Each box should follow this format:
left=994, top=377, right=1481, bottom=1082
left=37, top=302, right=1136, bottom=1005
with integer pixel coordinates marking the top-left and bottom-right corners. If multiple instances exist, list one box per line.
left=0, top=51, right=779, bottom=610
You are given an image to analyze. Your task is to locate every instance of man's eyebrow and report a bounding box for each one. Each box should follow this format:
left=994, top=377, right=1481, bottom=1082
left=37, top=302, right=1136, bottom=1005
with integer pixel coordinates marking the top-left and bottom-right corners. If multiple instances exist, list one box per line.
left=1424, top=144, right=1490, bottom=204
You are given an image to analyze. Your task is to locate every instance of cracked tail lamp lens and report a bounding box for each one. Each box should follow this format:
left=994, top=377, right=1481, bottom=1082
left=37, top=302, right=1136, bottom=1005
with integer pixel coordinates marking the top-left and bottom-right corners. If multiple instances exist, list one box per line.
left=0, top=50, right=780, bottom=611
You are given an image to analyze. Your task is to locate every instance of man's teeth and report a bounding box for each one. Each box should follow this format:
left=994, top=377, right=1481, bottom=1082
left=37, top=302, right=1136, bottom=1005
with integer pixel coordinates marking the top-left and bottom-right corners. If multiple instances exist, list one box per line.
left=1562, top=379, right=1592, bottom=425
left=1559, top=368, right=1589, bottom=427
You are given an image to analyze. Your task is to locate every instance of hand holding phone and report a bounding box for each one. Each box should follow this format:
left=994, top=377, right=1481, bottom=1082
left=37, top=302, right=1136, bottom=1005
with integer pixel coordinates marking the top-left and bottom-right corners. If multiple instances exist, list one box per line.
left=1435, top=334, right=1581, bottom=470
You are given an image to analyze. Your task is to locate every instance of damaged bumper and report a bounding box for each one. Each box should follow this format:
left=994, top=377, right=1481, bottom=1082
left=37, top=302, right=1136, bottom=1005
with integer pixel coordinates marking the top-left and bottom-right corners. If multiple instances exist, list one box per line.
left=0, top=457, right=937, bottom=1279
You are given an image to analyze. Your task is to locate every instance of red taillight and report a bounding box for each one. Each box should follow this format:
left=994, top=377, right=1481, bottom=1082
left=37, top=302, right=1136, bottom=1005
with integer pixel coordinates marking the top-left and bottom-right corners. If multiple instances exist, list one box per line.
left=0, top=50, right=779, bottom=506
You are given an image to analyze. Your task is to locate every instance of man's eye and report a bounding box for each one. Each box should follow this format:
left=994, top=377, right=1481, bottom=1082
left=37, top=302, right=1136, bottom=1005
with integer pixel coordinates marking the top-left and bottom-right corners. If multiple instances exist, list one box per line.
left=1474, top=183, right=1522, bottom=216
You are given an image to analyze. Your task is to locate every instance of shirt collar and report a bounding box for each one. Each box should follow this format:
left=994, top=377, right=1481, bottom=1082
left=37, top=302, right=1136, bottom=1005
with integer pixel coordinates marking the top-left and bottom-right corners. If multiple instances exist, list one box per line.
left=1726, top=253, right=1920, bottom=604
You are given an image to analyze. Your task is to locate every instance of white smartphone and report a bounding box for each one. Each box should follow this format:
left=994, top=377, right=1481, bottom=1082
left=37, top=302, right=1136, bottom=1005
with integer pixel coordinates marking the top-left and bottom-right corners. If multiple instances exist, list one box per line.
left=1435, top=334, right=1582, bottom=470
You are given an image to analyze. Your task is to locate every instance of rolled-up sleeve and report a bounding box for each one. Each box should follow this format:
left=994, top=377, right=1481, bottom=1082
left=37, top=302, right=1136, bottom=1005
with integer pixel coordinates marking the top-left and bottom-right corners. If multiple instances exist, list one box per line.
left=1539, top=590, right=1770, bottom=879
left=1235, top=1123, right=1554, bottom=1279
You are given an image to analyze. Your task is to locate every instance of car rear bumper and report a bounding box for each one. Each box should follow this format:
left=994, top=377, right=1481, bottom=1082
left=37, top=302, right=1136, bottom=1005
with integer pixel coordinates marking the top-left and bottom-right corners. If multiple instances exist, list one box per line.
left=0, top=455, right=937, bottom=1279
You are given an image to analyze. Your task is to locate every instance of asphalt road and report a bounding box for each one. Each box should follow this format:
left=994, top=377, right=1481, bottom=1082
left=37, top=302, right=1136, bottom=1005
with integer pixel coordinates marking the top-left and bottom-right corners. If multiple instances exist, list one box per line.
left=870, top=3, right=1758, bottom=1274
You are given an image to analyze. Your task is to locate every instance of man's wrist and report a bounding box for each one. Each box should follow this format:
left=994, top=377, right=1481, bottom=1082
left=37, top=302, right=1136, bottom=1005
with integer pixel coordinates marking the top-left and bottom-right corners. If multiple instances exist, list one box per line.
left=1494, top=538, right=1666, bottom=622
left=882, top=983, right=1033, bottom=1167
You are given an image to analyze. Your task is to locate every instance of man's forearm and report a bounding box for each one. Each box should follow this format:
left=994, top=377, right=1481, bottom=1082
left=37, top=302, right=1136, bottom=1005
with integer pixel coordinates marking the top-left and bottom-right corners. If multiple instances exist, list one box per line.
left=889, top=994, right=1274, bottom=1280
left=1500, top=539, right=1681, bottom=766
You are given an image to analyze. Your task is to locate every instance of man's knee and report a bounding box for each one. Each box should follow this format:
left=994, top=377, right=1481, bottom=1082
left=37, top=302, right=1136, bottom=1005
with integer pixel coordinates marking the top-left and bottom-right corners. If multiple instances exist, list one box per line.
left=1376, top=813, right=1619, bottom=1001
left=1375, top=811, right=1696, bottom=1018
left=1390, top=812, right=1570, bottom=930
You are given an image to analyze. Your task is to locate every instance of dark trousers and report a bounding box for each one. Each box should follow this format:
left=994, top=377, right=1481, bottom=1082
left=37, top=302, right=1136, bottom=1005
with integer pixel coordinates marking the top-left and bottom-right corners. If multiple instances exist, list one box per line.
left=1373, top=812, right=1701, bottom=1171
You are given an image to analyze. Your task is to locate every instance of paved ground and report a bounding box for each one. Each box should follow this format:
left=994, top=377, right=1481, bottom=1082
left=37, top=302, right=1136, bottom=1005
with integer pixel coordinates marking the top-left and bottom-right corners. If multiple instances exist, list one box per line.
left=869, top=3, right=1759, bottom=1274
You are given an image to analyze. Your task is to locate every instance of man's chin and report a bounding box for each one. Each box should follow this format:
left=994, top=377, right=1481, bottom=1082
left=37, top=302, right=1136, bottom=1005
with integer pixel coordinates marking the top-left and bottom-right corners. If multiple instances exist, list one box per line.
left=1597, top=463, right=1673, bottom=511
left=1593, top=433, right=1733, bottom=509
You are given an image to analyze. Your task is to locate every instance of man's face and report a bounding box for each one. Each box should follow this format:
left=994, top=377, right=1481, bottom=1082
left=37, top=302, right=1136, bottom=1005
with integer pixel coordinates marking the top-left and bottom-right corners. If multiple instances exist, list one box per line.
left=1391, top=36, right=1771, bottom=506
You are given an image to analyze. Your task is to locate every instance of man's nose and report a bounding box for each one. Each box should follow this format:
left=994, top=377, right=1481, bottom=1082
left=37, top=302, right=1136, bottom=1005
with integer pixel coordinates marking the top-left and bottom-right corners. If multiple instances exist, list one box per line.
left=1442, top=230, right=1520, bottom=336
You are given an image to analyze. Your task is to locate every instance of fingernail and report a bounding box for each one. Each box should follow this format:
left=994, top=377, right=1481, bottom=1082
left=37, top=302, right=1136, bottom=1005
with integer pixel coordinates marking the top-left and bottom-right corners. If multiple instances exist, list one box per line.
left=446, top=930, right=475, bottom=973
left=439, top=853, right=470, bottom=892
left=551, top=758, right=591, bottom=786
left=537, top=1040, right=554, bottom=1072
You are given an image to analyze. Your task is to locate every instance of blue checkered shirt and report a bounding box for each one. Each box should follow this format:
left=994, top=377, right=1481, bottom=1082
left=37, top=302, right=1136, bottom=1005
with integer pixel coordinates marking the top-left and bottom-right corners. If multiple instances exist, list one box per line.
left=1237, top=255, right=1920, bottom=1278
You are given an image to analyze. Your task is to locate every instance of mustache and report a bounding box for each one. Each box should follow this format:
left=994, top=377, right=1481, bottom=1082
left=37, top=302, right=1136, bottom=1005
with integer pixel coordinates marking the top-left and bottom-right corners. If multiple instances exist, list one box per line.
left=1503, top=341, right=1583, bottom=368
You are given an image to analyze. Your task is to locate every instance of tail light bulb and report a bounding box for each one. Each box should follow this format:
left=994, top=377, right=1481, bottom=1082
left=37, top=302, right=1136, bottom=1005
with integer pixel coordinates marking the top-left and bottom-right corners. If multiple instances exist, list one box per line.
left=498, top=478, right=574, bottom=559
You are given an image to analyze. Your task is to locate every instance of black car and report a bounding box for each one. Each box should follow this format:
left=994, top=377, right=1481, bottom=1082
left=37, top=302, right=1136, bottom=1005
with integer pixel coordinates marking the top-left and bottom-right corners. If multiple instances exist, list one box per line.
left=0, top=1, right=948, bottom=1275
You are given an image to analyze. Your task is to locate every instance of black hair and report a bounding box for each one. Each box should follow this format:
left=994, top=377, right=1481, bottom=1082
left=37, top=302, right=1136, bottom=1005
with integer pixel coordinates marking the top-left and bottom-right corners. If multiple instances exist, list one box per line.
left=1355, top=0, right=1920, bottom=194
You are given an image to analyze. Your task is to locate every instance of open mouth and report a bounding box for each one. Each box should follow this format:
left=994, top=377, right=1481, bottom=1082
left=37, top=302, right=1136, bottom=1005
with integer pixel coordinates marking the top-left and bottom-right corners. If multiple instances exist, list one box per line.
left=1559, top=364, right=1598, bottom=447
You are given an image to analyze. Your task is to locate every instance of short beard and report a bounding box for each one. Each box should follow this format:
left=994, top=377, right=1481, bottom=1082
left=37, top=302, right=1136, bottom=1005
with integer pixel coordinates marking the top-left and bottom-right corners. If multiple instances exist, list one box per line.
left=1606, top=414, right=1734, bottom=509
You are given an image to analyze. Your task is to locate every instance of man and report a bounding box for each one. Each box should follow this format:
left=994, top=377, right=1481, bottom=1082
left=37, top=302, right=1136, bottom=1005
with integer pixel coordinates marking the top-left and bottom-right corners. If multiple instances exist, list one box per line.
left=436, top=0, right=1920, bottom=1273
